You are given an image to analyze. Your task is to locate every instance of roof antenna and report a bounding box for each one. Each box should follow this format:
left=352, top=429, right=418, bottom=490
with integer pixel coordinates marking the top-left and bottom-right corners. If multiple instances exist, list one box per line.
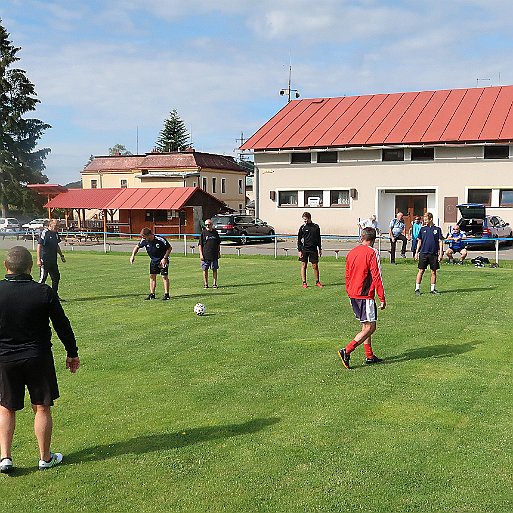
left=279, top=54, right=300, bottom=102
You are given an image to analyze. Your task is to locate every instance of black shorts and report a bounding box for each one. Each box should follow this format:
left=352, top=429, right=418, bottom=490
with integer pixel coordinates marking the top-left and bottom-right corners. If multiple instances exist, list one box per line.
left=0, top=354, right=59, bottom=410
left=299, top=250, right=319, bottom=263
left=149, top=259, right=169, bottom=276
left=418, top=253, right=440, bottom=271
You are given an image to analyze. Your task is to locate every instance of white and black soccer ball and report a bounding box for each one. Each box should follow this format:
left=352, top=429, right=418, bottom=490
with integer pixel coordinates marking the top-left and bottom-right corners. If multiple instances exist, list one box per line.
left=194, top=303, right=206, bottom=316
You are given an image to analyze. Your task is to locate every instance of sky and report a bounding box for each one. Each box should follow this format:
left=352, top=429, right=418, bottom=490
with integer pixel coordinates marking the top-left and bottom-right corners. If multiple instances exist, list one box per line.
left=1, top=0, right=513, bottom=184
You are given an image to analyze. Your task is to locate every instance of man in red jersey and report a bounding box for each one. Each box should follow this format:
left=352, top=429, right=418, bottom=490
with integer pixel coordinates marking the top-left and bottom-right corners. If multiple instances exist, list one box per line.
left=338, top=227, right=386, bottom=369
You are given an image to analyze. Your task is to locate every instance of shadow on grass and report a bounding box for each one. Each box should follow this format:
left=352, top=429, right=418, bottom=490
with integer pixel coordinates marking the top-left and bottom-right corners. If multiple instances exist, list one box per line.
left=66, top=293, right=143, bottom=302
left=434, top=287, right=496, bottom=294
left=220, top=281, right=284, bottom=289
left=65, top=417, right=280, bottom=464
left=386, top=341, right=484, bottom=364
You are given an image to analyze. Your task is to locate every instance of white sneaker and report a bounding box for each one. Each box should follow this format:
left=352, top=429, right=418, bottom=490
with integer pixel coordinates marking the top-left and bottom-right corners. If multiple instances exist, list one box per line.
left=39, top=452, right=63, bottom=470
left=0, top=457, right=13, bottom=473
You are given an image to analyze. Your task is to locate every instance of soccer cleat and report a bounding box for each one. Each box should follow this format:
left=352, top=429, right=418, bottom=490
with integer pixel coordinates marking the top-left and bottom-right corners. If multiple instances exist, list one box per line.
left=144, top=293, right=156, bottom=300
left=337, top=348, right=350, bottom=369
left=0, top=458, right=13, bottom=473
left=415, top=289, right=421, bottom=296
left=365, top=356, right=384, bottom=365
left=315, top=281, right=324, bottom=288
left=400, top=254, right=406, bottom=258
left=204, top=284, right=209, bottom=289
left=302, top=282, right=308, bottom=289
left=162, top=293, right=170, bottom=300
left=212, top=284, right=218, bottom=289
left=430, top=289, right=440, bottom=295
left=39, top=452, right=63, bottom=470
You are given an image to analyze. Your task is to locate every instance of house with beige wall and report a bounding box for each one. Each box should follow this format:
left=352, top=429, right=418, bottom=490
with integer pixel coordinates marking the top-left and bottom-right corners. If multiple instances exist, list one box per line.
left=82, top=150, right=247, bottom=213
left=241, top=85, right=513, bottom=235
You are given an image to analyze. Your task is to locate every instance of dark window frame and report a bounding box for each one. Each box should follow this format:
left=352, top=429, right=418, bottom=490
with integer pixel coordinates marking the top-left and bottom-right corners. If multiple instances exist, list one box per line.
left=291, top=152, right=312, bottom=164
left=411, top=147, right=434, bottom=161
left=317, top=151, right=338, bottom=163
left=468, top=188, right=492, bottom=206
left=500, top=189, right=513, bottom=207
left=330, top=190, right=350, bottom=207
left=278, top=190, right=298, bottom=207
left=484, top=145, right=509, bottom=160
left=382, top=148, right=405, bottom=161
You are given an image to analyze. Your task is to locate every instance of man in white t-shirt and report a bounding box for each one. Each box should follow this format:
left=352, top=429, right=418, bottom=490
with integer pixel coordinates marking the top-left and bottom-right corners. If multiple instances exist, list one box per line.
left=358, top=215, right=379, bottom=234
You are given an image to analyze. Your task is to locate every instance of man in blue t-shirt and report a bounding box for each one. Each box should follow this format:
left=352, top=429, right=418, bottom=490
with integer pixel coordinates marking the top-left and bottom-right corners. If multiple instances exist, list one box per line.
left=445, top=226, right=467, bottom=264
left=388, top=212, right=407, bottom=264
left=414, top=212, right=444, bottom=295
left=130, top=227, right=172, bottom=300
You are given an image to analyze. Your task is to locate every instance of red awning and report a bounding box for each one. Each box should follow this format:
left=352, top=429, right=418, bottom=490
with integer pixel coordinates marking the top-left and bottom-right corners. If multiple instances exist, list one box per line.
left=45, top=188, right=122, bottom=209
left=28, top=184, right=68, bottom=196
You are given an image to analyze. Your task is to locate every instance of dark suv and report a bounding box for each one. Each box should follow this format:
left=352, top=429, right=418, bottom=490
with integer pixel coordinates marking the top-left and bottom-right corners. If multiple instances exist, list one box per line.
left=456, top=204, right=513, bottom=246
left=211, top=214, right=275, bottom=244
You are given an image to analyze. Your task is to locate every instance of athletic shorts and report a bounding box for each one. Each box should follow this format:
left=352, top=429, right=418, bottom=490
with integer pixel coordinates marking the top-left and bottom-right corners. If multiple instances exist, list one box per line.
left=299, top=250, right=319, bottom=263
left=418, top=253, right=440, bottom=271
left=201, top=259, right=219, bottom=271
left=149, top=259, right=169, bottom=276
left=0, top=354, right=59, bottom=410
left=350, top=298, right=377, bottom=323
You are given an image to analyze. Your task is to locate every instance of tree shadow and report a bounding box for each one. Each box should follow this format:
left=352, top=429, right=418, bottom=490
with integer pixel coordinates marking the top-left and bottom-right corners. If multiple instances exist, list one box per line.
left=67, top=293, right=143, bottom=302
left=436, top=287, right=497, bottom=294
left=385, top=341, right=483, bottom=364
left=64, top=417, right=280, bottom=464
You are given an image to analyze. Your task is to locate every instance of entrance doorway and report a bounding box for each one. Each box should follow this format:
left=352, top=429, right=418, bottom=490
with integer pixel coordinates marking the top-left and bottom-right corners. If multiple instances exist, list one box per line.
left=395, top=195, right=427, bottom=232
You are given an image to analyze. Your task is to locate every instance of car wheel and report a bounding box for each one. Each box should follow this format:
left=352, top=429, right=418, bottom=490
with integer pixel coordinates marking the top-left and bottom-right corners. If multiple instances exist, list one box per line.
left=240, top=232, right=247, bottom=245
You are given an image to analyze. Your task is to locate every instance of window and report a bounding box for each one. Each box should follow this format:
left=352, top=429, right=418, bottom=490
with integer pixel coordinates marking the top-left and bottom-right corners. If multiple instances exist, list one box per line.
left=305, top=190, right=323, bottom=207
left=330, top=190, right=350, bottom=207
left=221, top=178, right=226, bottom=193
left=120, top=179, right=128, bottom=188
left=291, top=152, right=311, bottom=164
left=468, top=189, right=492, bottom=206
left=317, top=151, right=337, bottom=163
left=238, top=179, right=243, bottom=194
left=278, top=191, right=298, bottom=206
left=382, top=149, right=404, bottom=161
left=91, top=180, right=97, bottom=189
left=202, top=177, right=207, bottom=191
left=411, top=148, right=434, bottom=161
left=500, top=189, right=513, bottom=207
left=484, top=145, right=509, bottom=159
left=212, top=177, right=217, bottom=193
left=141, top=169, right=148, bottom=175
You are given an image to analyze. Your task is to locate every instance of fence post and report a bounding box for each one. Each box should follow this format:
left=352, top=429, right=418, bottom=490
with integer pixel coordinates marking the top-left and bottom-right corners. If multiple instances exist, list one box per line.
left=274, top=233, right=277, bottom=258
left=103, top=229, right=108, bottom=253
left=496, top=238, right=499, bottom=266
left=184, top=234, right=187, bottom=256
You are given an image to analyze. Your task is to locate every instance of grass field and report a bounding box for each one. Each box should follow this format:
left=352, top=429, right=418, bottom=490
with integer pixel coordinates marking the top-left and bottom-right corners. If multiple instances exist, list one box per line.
left=2, top=250, right=513, bottom=512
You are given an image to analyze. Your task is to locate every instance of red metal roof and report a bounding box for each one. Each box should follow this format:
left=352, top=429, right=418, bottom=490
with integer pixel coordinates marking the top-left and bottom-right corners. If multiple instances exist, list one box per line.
left=241, top=85, right=513, bottom=150
left=27, top=184, right=68, bottom=195
left=45, top=187, right=224, bottom=210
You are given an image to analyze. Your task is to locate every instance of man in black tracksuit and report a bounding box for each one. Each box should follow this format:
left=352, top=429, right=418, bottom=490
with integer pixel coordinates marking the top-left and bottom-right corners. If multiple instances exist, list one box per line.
left=297, top=211, right=323, bottom=288
left=37, top=219, right=66, bottom=299
left=0, top=246, right=79, bottom=473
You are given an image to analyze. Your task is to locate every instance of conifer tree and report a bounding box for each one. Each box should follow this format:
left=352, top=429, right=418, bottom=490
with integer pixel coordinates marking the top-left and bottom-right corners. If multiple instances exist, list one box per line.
left=155, top=109, right=191, bottom=152
left=0, top=20, right=50, bottom=215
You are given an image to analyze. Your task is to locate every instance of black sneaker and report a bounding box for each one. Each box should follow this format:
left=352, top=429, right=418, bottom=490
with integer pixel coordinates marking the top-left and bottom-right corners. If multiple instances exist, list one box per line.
left=144, top=293, right=156, bottom=300
left=365, top=356, right=383, bottom=365
left=415, top=289, right=421, bottom=296
left=430, top=289, right=440, bottom=295
left=162, top=293, right=170, bottom=300
left=337, top=348, right=350, bottom=369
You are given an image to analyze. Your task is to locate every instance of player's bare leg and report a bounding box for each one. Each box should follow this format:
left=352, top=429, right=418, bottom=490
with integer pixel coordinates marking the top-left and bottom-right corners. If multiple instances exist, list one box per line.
left=149, top=274, right=157, bottom=295
left=301, top=261, right=308, bottom=286
left=33, top=404, right=52, bottom=462
left=212, top=269, right=218, bottom=287
left=0, top=406, right=15, bottom=461
left=162, top=275, right=170, bottom=295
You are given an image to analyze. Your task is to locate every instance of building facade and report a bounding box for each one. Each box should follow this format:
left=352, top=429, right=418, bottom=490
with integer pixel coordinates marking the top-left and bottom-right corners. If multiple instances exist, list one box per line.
left=82, top=150, right=247, bottom=213
left=241, top=86, right=513, bottom=235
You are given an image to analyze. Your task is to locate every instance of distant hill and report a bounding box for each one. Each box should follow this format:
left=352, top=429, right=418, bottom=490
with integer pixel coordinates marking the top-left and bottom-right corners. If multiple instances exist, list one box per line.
left=65, top=180, right=82, bottom=188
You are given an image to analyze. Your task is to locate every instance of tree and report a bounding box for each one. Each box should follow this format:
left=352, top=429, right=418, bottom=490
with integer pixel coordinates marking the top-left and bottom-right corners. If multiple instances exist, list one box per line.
left=0, top=20, right=50, bottom=216
left=108, top=143, right=132, bottom=156
left=155, top=109, right=191, bottom=152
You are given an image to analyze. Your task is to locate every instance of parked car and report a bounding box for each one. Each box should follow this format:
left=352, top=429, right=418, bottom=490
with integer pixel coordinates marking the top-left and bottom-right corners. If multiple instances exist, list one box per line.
left=22, top=218, right=48, bottom=231
left=0, top=217, right=21, bottom=232
left=211, top=214, right=275, bottom=244
left=456, top=204, right=513, bottom=246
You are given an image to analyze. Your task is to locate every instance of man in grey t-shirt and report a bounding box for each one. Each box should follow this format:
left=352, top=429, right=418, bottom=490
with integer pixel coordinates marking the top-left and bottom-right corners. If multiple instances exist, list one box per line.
left=389, top=212, right=407, bottom=264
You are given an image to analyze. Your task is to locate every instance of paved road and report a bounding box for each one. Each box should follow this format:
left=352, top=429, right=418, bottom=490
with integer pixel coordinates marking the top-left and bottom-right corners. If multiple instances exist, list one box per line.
left=2, top=233, right=512, bottom=261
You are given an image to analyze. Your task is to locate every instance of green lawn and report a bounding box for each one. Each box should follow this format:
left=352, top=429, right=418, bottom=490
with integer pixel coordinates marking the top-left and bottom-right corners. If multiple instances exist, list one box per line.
left=2, top=250, right=513, bottom=512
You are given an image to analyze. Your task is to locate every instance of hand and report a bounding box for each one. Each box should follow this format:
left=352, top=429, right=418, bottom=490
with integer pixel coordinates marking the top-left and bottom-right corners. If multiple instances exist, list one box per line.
left=414, top=253, right=419, bottom=260
left=60, top=254, right=66, bottom=263
left=298, top=251, right=303, bottom=259
left=66, top=357, right=80, bottom=373
left=380, top=300, right=386, bottom=310
left=160, top=257, right=168, bottom=268
left=37, top=259, right=42, bottom=267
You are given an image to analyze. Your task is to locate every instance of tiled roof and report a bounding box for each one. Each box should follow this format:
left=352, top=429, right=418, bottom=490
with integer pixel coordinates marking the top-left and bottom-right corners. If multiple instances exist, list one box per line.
left=241, top=85, right=513, bottom=150
left=83, top=151, right=245, bottom=173
left=45, top=187, right=225, bottom=210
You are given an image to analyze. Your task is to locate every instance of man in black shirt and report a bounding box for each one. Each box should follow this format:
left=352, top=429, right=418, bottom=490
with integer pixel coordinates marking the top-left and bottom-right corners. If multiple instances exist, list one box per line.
left=198, top=219, right=221, bottom=288
left=37, top=219, right=66, bottom=299
left=297, top=212, right=323, bottom=288
left=0, top=246, right=79, bottom=473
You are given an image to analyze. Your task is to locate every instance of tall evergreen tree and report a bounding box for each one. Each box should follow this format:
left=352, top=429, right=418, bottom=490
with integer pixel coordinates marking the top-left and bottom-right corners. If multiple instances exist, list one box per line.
left=155, top=109, right=191, bottom=152
left=0, top=20, right=50, bottom=215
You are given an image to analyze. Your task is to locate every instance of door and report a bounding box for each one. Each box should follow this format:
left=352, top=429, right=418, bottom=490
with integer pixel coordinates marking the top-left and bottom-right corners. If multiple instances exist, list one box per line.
left=395, top=195, right=427, bottom=232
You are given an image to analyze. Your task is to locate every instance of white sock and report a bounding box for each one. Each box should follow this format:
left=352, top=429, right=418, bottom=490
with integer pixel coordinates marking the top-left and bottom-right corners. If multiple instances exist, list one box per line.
left=415, top=283, right=420, bottom=291
left=431, top=284, right=436, bottom=291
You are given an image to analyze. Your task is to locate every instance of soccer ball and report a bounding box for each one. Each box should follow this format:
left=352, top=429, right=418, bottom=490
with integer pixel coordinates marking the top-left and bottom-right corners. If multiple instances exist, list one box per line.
left=194, top=303, right=206, bottom=316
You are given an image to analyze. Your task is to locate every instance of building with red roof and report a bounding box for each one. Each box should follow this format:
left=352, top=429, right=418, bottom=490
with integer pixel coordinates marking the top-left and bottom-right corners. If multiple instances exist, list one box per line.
left=241, top=85, right=513, bottom=234
left=81, top=149, right=247, bottom=214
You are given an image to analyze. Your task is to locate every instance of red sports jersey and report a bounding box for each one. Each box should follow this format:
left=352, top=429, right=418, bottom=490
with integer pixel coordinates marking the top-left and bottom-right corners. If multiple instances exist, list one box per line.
left=345, top=244, right=385, bottom=302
